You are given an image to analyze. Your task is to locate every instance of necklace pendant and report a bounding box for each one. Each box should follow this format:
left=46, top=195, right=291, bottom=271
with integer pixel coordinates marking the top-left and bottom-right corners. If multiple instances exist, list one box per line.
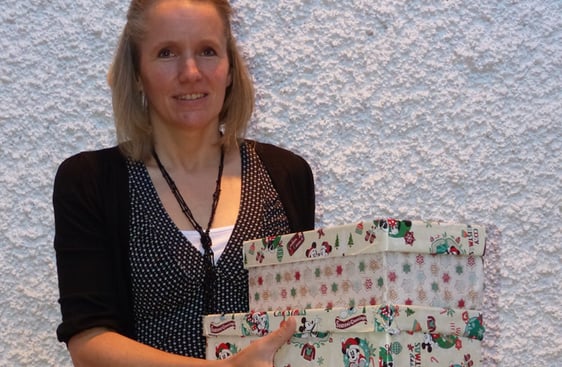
left=201, top=233, right=212, bottom=250
left=201, top=233, right=216, bottom=268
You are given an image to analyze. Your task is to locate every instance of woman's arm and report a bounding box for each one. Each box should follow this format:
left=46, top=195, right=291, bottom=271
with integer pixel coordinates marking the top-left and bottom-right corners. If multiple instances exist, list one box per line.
left=252, top=141, right=316, bottom=231
left=68, top=328, right=209, bottom=367
left=68, top=319, right=296, bottom=367
left=54, top=149, right=134, bottom=342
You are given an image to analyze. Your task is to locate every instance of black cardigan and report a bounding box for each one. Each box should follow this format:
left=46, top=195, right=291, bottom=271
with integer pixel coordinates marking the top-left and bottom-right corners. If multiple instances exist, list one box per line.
left=53, top=141, right=315, bottom=343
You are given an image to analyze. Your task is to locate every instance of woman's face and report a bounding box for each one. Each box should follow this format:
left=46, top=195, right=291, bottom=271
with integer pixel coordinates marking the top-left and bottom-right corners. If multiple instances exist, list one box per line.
left=138, top=0, right=231, bottom=134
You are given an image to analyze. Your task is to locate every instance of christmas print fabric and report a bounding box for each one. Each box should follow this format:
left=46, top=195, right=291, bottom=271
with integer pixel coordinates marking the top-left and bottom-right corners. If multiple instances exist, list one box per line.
left=244, top=219, right=485, bottom=311
left=204, top=305, right=484, bottom=366
left=204, top=219, right=487, bottom=366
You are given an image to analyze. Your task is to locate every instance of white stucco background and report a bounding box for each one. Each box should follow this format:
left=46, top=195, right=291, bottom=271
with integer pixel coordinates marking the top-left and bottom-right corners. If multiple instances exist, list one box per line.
left=1, top=0, right=560, bottom=365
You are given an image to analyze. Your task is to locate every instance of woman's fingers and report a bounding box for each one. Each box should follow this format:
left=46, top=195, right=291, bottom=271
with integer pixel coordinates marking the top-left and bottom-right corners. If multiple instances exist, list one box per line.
left=228, top=317, right=296, bottom=367
left=265, top=317, right=296, bottom=349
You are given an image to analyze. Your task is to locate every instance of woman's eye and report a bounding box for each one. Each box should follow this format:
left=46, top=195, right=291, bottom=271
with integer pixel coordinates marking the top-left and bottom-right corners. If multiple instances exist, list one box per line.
left=158, top=49, right=175, bottom=58
left=201, top=48, right=217, bottom=57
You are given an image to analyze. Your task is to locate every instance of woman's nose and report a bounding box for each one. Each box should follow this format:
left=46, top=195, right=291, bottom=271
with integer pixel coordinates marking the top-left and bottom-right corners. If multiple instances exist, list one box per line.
left=179, top=57, right=202, bottom=81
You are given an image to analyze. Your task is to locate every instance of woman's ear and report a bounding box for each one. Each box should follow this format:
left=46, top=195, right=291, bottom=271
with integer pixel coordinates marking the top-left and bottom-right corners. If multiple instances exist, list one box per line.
left=227, top=64, right=233, bottom=87
left=107, top=71, right=113, bottom=88
left=136, top=77, right=144, bottom=93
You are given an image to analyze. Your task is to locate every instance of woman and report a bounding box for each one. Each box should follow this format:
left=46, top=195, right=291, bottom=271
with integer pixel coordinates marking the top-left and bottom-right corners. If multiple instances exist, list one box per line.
left=53, top=0, right=315, bottom=365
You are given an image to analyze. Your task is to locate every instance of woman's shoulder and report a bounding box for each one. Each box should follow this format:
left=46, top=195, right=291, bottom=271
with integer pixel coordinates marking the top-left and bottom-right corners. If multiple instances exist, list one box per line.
left=244, top=139, right=309, bottom=168
left=54, top=145, right=128, bottom=189
left=57, top=146, right=125, bottom=172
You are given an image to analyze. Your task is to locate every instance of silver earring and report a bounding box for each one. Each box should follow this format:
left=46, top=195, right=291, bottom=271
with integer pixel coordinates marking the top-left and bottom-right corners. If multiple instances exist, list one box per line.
left=140, top=91, right=148, bottom=111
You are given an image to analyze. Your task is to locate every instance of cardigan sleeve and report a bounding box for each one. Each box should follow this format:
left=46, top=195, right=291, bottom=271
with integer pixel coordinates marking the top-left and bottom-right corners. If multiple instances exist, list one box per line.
left=251, top=141, right=315, bottom=231
left=53, top=148, right=133, bottom=343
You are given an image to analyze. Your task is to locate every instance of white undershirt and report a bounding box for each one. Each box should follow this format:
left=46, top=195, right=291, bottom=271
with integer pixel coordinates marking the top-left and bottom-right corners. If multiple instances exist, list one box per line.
left=181, top=225, right=234, bottom=262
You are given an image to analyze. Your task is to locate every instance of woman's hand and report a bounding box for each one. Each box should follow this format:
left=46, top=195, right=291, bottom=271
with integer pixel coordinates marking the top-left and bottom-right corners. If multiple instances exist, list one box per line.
left=225, top=317, right=296, bottom=367
left=66, top=319, right=296, bottom=367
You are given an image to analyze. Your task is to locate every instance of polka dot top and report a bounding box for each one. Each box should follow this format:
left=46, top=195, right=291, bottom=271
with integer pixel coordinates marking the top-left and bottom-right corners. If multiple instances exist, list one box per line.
left=127, top=142, right=290, bottom=358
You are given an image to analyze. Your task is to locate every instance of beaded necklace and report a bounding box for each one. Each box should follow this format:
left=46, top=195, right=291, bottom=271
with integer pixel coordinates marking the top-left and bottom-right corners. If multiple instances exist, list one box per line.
left=152, top=146, right=224, bottom=313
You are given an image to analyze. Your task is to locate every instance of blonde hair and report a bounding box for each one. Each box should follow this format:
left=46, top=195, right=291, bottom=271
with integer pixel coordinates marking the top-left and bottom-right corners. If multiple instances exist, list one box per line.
left=107, top=0, right=255, bottom=161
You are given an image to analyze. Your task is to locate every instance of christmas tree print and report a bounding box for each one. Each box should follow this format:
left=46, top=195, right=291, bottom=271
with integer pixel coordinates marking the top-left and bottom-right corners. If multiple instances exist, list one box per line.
left=348, top=233, right=354, bottom=248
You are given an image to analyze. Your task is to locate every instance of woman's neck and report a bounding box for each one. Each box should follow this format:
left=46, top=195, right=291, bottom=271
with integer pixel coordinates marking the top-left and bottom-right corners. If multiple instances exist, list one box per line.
left=151, top=126, right=223, bottom=172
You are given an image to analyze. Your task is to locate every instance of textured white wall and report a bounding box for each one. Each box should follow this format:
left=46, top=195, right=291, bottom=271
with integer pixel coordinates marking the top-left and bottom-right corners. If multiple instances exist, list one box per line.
left=1, top=0, right=560, bottom=365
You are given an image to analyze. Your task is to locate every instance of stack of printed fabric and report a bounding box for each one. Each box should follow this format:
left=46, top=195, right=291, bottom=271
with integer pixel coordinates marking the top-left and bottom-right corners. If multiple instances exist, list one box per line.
left=204, top=218, right=486, bottom=366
